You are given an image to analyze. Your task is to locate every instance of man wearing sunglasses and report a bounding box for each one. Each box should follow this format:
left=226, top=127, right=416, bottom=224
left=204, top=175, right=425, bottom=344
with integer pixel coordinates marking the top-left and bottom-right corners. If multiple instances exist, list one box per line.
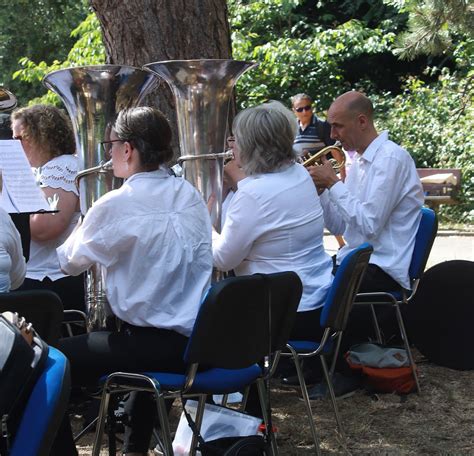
left=291, top=93, right=334, bottom=157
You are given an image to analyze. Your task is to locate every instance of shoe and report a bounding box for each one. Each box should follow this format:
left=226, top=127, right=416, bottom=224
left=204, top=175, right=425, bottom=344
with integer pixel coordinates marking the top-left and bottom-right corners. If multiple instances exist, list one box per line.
left=280, top=370, right=321, bottom=387
left=307, top=373, right=361, bottom=400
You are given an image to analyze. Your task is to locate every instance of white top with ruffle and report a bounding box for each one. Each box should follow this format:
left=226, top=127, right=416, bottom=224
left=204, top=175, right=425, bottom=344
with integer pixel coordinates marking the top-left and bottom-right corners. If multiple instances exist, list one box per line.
left=26, top=154, right=80, bottom=281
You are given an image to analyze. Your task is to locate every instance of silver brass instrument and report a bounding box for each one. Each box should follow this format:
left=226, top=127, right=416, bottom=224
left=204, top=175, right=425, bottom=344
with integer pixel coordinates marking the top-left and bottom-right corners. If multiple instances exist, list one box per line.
left=144, top=59, right=256, bottom=233
left=302, top=141, right=346, bottom=170
left=43, top=65, right=159, bottom=331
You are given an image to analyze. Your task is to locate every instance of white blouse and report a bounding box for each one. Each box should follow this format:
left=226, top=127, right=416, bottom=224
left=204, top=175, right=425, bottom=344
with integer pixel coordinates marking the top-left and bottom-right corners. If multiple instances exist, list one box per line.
left=0, top=207, right=26, bottom=292
left=57, top=169, right=213, bottom=337
left=213, top=162, right=333, bottom=312
left=27, top=154, right=80, bottom=281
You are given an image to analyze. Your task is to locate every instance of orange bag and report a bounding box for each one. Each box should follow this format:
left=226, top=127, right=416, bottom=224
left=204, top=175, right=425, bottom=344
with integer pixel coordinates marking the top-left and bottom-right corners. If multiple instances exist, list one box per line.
left=345, top=343, right=417, bottom=394
left=345, top=357, right=416, bottom=393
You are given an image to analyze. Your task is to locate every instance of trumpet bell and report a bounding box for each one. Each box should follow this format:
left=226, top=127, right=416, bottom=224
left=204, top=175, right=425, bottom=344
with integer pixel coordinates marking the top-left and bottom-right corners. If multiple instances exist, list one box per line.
left=301, top=142, right=346, bottom=170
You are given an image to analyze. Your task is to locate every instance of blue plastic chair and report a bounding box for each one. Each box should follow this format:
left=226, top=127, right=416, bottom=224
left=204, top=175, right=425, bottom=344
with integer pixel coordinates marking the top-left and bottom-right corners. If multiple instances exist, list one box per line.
left=355, top=207, right=438, bottom=393
left=10, top=347, right=71, bottom=456
left=92, top=272, right=302, bottom=456
left=283, top=243, right=373, bottom=454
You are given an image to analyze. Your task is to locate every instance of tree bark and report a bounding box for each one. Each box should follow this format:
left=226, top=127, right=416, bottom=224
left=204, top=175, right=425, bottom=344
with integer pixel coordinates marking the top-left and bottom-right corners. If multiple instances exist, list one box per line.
left=89, top=0, right=233, bottom=150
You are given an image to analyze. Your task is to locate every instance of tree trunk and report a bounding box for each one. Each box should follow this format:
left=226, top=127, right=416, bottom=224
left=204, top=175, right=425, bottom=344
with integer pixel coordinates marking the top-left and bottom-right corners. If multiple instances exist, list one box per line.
left=89, top=0, right=233, bottom=150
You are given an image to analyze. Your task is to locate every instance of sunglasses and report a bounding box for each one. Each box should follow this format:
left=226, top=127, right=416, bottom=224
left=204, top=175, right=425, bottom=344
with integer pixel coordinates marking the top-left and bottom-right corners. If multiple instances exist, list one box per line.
left=294, top=105, right=312, bottom=113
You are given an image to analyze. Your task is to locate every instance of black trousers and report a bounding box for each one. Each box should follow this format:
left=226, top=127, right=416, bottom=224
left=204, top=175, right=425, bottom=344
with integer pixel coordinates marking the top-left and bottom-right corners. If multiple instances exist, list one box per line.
left=336, top=261, right=402, bottom=356
left=53, top=324, right=189, bottom=455
left=19, top=274, right=86, bottom=313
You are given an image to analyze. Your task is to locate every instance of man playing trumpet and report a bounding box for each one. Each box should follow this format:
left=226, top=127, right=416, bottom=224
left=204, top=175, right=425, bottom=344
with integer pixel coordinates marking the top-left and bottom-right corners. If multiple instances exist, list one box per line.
left=308, top=90, right=424, bottom=294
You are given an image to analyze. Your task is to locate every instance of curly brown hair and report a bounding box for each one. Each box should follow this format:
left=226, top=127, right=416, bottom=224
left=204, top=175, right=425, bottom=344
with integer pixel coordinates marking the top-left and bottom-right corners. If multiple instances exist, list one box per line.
left=11, top=104, right=75, bottom=158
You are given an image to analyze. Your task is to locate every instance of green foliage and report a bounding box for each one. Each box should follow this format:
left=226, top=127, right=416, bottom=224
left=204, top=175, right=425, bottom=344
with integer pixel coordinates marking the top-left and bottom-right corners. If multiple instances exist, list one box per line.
left=375, top=69, right=473, bottom=223
left=231, top=0, right=396, bottom=111
left=12, top=13, right=106, bottom=106
left=393, top=0, right=474, bottom=60
left=0, top=0, right=89, bottom=102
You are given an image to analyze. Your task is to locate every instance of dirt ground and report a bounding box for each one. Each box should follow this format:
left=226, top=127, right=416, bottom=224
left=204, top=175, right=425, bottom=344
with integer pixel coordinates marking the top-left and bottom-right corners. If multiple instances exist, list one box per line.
left=76, top=349, right=474, bottom=455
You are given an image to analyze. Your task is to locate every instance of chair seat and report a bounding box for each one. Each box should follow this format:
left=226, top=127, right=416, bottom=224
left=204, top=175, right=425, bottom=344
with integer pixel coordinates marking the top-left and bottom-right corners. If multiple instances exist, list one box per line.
left=101, top=364, right=263, bottom=395
left=287, top=339, right=334, bottom=355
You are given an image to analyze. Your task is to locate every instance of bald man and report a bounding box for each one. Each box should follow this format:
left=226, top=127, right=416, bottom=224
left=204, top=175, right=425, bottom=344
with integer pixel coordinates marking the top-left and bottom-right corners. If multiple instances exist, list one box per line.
left=309, top=91, right=424, bottom=292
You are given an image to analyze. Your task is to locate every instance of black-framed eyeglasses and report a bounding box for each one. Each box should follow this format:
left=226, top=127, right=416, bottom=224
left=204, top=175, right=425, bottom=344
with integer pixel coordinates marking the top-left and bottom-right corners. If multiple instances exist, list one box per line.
left=294, top=105, right=312, bottom=113
left=100, top=139, right=124, bottom=154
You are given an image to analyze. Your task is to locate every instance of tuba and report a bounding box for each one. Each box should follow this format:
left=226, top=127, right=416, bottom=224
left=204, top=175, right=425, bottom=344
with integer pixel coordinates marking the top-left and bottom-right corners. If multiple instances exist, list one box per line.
left=302, top=141, right=346, bottom=171
left=144, top=59, right=256, bottom=233
left=43, top=65, right=159, bottom=331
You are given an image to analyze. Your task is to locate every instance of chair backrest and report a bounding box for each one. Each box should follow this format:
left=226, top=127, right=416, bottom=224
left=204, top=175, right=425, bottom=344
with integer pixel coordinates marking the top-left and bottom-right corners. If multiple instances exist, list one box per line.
left=408, top=207, right=438, bottom=281
left=184, top=272, right=302, bottom=369
left=320, top=243, right=373, bottom=332
left=259, top=271, right=302, bottom=352
left=10, top=347, right=71, bottom=456
left=0, top=290, right=63, bottom=347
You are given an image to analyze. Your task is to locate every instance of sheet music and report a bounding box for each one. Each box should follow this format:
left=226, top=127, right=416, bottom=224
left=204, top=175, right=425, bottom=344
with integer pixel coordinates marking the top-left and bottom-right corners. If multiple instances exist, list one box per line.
left=0, top=140, right=52, bottom=213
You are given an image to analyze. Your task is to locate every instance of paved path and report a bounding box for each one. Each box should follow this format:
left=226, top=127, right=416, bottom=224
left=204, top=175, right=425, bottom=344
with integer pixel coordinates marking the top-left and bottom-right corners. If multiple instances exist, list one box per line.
left=323, top=231, right=474, bottom=268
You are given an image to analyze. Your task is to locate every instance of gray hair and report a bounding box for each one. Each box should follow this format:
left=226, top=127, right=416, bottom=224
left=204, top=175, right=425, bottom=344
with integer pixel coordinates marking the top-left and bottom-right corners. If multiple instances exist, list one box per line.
left=233, top=103, right=296, bottom=175
left=261, top=100, right=298, bottom=136
left=291, top=93, right=312, bottom=107
left=114, top=107, right=173, bottom=167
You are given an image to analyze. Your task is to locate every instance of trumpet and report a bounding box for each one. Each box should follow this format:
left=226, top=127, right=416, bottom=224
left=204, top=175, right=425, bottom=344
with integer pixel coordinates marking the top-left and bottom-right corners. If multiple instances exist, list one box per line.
left=301, top=141, right=345, bottom=170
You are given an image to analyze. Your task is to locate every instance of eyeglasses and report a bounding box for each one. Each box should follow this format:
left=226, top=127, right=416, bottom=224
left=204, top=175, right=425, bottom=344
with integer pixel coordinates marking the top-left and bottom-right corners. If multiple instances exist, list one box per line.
left=294, top=105, right=312, bottom=113
left=100, top=139, right=124, bottom=154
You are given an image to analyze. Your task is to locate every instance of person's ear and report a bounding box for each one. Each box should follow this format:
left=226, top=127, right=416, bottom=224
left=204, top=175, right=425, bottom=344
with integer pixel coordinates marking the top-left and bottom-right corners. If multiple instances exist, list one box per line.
left=358, top=114, right=369, bottom=130
left=123, top=141, right=133, bottom=162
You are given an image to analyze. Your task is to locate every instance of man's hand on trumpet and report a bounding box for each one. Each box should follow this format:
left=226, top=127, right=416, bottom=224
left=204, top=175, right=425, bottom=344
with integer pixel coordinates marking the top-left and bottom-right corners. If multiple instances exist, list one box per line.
left=307, top=154, right=340, bottom=193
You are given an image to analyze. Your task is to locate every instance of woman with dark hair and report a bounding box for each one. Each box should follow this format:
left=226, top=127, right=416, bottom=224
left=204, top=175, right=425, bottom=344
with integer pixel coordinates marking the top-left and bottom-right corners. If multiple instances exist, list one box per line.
left=54, top=107, right=212, bottom=456
left=11, top=105, right=84, bottom=311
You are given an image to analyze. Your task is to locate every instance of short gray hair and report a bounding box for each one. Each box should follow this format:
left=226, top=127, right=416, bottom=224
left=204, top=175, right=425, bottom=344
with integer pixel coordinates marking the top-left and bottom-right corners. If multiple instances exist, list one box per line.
left=261, top=100, right=298, bottom=136
left=291, top=93, right=312, bottom=107
left=233, top=103, right=296, bottom=175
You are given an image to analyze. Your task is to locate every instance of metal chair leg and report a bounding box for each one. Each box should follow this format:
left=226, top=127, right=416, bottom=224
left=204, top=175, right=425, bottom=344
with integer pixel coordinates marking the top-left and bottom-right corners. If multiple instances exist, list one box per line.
left=189, top=395, right=207, bottom=456
left=395, top=304, right=421, bottom=393
left=288, top=347, right=321, bottom=455
left=370, top=304, right=383, bottom=344
left=255, top=378, right=279, bottom=456
left=320, top=355, right=345, bottom=440
left=92, top=385, right=112, bottom=456
left=153, top=390, right=174, bottom=456
left=329, top=332, right=343, bottom=377
left=73, top=415, right=98, bottom=442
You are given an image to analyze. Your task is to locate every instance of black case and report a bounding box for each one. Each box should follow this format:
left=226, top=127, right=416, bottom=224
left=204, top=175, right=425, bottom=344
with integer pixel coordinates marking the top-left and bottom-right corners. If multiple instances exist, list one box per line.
left=0, top=315, right=48, bottom=454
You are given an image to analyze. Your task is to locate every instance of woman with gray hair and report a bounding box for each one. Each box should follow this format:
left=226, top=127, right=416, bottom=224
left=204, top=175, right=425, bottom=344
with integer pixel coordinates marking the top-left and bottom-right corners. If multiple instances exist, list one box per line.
left=213, top=102, right=333, bottom=346
left=54, top=107, right=212, bottom=455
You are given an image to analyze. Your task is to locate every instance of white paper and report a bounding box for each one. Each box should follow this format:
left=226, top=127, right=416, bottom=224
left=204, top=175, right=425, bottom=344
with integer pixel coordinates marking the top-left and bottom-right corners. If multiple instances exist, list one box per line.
left=0, top=140, right=51, bottom=213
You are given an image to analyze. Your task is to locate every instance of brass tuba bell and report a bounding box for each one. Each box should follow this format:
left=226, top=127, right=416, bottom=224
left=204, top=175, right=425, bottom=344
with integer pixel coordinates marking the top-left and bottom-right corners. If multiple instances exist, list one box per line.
left=301, top=141, right=346, bottom=170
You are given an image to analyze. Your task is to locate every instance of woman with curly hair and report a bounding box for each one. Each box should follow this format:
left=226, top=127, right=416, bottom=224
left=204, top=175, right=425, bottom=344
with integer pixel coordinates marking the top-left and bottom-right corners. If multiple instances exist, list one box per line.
left=11, top=104, right=85, bottom=312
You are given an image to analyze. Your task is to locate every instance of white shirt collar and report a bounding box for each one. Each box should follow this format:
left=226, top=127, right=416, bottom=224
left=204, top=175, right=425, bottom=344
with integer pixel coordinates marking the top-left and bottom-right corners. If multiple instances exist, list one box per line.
left=361, top=130, right=389, bottom=163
